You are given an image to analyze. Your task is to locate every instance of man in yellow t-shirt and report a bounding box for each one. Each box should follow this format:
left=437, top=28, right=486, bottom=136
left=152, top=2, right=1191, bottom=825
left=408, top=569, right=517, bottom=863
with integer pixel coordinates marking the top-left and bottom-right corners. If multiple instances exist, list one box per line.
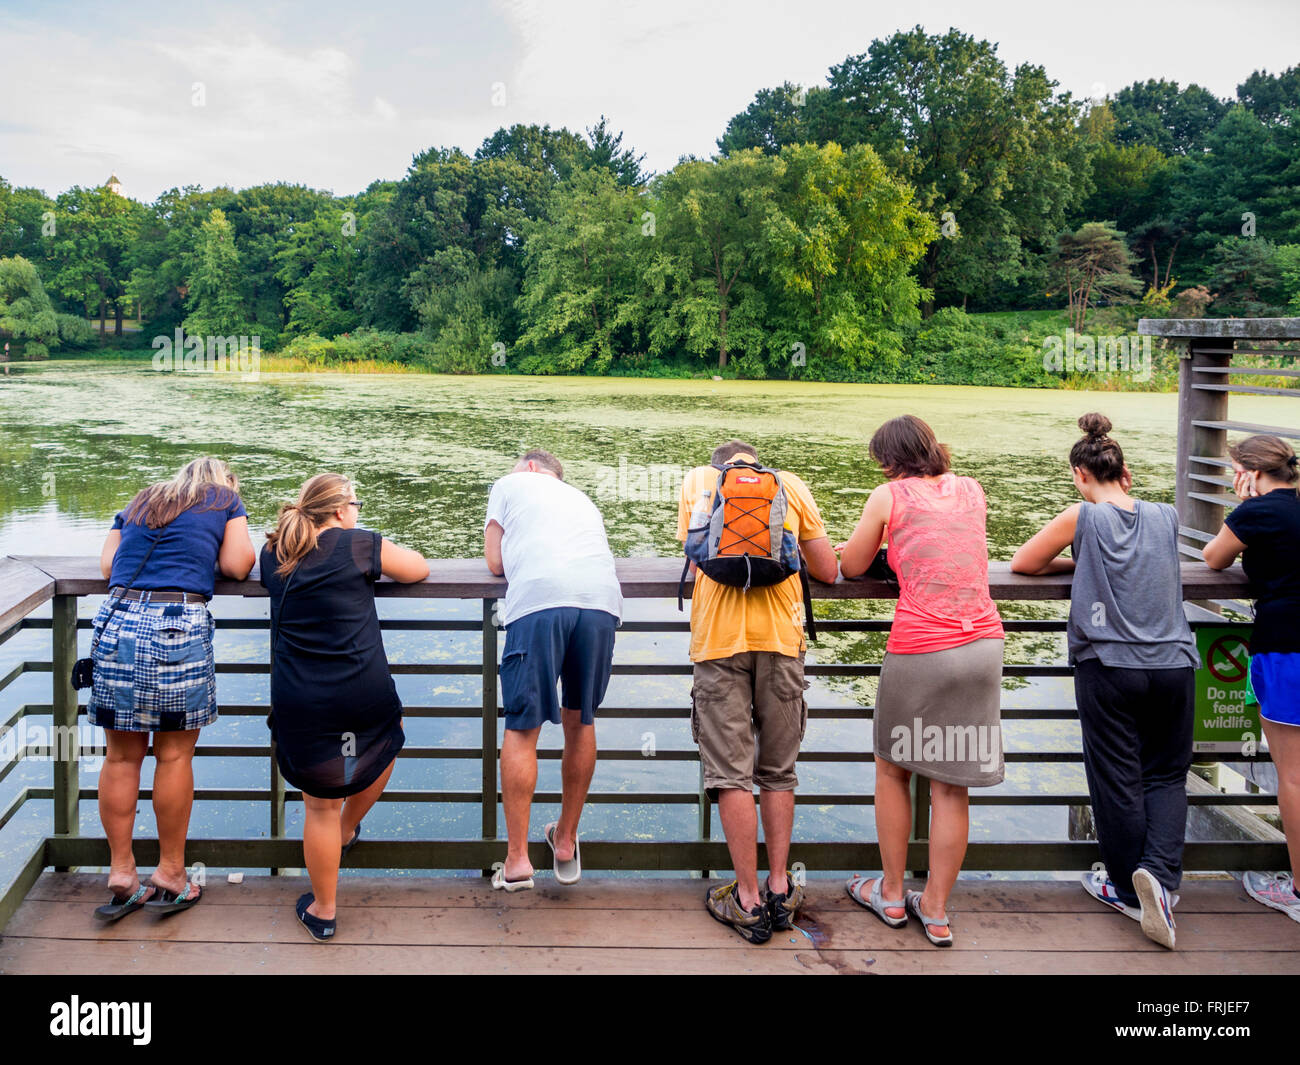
left=677, top=439, right=838, bottom=943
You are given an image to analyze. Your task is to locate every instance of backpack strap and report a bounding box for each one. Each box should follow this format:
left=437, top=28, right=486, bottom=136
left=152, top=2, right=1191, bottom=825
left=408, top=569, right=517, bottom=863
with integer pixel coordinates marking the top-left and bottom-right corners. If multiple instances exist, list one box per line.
left=799, top=559, right=817, bottom=642
left=678, top=557, right=691, bottom=612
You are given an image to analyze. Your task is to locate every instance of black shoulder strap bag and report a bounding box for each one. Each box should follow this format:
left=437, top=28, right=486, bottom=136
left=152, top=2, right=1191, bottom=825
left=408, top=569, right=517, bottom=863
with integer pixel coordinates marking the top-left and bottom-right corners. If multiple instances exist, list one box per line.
left=71, top=528, right=164, bottom=690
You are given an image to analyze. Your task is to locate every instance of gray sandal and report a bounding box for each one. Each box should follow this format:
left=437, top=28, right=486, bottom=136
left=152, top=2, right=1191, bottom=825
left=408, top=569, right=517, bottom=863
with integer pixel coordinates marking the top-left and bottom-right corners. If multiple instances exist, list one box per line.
left=846, top=875, right=908, bottom=928
left=905, top=890, right=953, bottom=947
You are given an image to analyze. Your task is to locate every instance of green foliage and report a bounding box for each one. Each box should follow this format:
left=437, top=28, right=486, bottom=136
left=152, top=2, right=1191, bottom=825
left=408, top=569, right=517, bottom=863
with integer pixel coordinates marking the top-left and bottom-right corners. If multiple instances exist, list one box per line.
left=1110, top=79, right=1227, bottom=155
left=1207, top=237, right=1289, bottom=316
left=183, top=209, right=259, bottom=339
left=0, top=255, right=60, bottom=357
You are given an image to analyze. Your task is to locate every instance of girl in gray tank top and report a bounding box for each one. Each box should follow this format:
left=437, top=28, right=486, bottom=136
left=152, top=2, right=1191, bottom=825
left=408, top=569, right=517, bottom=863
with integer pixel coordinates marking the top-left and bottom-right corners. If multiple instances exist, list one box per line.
left=1011, top=413, right=1197, bottom=951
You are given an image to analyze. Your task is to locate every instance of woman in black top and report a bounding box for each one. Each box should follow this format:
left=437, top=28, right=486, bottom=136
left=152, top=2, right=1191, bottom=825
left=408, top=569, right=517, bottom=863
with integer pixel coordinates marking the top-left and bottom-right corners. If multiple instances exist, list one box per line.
left=1204, top=434, right=1300, bottom=923
left=261, top=473, right=428, bottom=941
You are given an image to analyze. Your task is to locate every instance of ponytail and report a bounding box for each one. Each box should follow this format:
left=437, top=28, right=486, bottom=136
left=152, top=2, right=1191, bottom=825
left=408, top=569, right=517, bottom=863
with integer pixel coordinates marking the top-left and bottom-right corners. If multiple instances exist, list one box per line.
left=264, top=473, right=353, bottom=577
left=1229, top=435, right=1300, bottom=498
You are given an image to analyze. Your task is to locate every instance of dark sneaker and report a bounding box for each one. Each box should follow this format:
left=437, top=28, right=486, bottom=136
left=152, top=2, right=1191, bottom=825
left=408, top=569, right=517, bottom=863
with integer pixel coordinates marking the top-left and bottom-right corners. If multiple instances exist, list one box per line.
left=765, top=871, right=804, bottom=931
left=705, top=881, right=772, bottom=944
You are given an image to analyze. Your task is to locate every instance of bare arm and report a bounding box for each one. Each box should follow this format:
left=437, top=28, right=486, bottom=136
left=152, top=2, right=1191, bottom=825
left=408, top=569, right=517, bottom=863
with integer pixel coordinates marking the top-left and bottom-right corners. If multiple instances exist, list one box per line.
left=800, top=536, right=839, bottom=584
left=1203, top=525, right=1246, bottom=571
left=99, top=530, right=121, bottom=579
left=838, top=484, right=891, bottom=579
left=1010, top=505, right=1081, bottom=575
left=484, top=520, right=504, bottom=577
left=381, top=537, right=429, bottom=583
left=218, top=516, right=256, bottom=580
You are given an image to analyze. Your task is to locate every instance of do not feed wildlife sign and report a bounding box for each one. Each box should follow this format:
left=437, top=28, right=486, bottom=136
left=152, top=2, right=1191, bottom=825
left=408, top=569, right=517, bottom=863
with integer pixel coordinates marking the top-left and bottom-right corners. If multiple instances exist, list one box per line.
left=1193, top=626, right=1258, bottom=754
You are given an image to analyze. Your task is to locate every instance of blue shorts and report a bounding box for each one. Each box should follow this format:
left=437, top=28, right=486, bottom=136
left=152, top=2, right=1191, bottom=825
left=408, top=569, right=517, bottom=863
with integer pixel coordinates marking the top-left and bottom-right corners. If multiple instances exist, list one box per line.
left=499, top=607, right=617, bottom=730
left=1251, top=652, right=1300, bottom=727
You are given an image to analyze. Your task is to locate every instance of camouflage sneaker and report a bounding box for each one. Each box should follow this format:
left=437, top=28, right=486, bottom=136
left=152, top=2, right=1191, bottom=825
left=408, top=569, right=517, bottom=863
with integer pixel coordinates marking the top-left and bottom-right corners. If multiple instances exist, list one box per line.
left=764, top=871, right=804, bottom=931
left=705, top=881, right=772, bottom=944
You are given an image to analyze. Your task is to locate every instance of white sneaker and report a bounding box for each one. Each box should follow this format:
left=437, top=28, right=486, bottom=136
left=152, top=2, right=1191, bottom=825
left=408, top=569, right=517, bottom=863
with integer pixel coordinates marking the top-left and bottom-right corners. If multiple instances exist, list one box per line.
left=1081, top=868, right=1179, bottom=924
left=1132, top=868, right=1177, bottom=949
left=1242, top=871, right=1300, bottom=923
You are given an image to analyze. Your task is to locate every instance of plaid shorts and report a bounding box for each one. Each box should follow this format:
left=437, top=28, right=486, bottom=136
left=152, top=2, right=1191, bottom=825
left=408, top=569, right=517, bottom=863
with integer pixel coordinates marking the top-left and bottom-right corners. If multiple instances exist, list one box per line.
left=87, top=595, right=218, bottom=732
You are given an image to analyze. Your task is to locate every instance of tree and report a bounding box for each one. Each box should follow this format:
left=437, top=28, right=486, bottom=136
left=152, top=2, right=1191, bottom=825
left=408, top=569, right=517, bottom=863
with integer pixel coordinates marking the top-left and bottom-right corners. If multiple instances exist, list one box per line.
left=0, top=179, right=55, bottom=271
left=0, top=255, right=60, bottom=358
left=717, top=83, right=835, bottom=154
left=584, top=116, right=648, bottom=187
left=47, top=184, right=142, bottom=335
left=1110, top=79, right=1227, bottom=155
left=1207, top=237, right=1287, bottom=316
left=184, top=209, right=256, bottom=338
left=1237, top=67, right=1300, bottom=126
left=822, top=27, right=1089, bottom=312
left=761, top=142, right=934, bottom=378
left=1048, top=222, right=1142, bottom=331
left=275, top=198, right=365, bottom=337
left=655, top=151, right=780, bottom=370
left=515, top=168, right=655, bottom=372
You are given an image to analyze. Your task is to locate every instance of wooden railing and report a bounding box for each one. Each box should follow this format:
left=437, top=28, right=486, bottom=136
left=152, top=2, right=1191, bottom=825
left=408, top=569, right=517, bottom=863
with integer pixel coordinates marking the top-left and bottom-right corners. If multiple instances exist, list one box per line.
left=0, top=555, right=1283, bottom=932
left=1140, top=316, right=1300, bottom=566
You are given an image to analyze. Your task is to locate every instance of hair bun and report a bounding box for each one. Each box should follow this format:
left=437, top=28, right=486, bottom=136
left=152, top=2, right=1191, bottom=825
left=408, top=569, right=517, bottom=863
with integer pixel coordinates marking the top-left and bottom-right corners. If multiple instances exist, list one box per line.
left=1078, top=412, right=1112, bottom=438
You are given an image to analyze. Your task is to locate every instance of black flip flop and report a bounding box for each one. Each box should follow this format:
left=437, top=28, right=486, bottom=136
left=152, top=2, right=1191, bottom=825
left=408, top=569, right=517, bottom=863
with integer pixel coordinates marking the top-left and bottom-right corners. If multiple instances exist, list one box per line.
left=143, top=880, right=202, bottom=916
left=93, top=882, right=153, bottom=922
left=296, top=892, right=336, bottom=942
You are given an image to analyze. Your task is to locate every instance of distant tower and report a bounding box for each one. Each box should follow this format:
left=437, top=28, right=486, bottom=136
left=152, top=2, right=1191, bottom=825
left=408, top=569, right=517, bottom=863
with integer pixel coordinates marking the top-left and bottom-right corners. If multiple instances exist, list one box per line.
left=105, top=174, right=123, bottom=196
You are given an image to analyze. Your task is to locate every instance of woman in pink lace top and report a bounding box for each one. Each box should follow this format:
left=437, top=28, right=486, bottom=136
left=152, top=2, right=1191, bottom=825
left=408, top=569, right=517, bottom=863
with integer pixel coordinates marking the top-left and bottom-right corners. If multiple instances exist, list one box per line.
left=837, top=415, right=1005, bottom=947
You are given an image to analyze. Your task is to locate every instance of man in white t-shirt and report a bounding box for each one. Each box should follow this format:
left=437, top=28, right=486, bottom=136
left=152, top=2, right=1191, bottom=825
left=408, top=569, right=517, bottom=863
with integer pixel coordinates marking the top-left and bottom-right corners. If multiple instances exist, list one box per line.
left=484, top=449, right=622, bottom=891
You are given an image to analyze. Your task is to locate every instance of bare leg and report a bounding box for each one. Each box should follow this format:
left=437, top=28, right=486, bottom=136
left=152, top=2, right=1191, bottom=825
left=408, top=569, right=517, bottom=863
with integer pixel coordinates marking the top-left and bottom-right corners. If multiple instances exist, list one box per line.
left=98, top=730, right=149, bottom=896
left=1263, top=718, right=1300, bottom=880
left=717, top=788, right=761, bottom=910
left=872, top=757, right=913, bottom=920
left=919, top=778, right=969, bottom=941
left=501, top=725, right=541, bottom=881
left=303, top=792, right=344, bottom=920
left=758, top=789, right=795, bottom=893
left=340, top=756, right=397, bottom=846
left=150, top=729, right=201, bottom=896
left=552, top=709, right=595, bottom=861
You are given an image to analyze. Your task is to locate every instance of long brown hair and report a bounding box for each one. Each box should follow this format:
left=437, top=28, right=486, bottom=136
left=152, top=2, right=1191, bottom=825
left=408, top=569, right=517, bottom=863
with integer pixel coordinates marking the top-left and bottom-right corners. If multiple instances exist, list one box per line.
left=1069, top=413, right=1126, bottom=483
left=1230, top=434, right=1299, bottom=497
left=122, top=457, right=240, bottom=528
left=869, top=415, right=950, bottom=478
left=264, top=473, right=354, bottom=577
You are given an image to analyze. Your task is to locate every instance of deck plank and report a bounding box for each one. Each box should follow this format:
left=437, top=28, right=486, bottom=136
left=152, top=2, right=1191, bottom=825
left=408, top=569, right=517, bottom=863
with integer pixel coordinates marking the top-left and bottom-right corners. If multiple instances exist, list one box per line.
left=4, top=874, right=1299, bottom=976
left=20, top=872, right=1267, bottom=914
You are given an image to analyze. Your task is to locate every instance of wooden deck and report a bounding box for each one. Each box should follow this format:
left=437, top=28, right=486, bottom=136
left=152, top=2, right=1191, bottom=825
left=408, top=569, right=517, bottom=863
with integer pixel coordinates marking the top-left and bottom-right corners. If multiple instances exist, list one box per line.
left=3, top=873, right=1299, bottom=974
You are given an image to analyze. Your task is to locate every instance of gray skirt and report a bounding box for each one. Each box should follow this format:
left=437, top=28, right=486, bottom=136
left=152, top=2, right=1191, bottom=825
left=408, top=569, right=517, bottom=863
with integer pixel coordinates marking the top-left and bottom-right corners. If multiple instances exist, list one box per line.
left=874, top=638, right=1005, bottom=787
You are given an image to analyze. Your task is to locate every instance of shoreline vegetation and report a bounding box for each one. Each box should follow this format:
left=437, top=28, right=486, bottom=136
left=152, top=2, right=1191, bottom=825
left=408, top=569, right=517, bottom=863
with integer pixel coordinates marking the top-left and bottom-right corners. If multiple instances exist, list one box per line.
left=4, top=29, right=1300, bottom=390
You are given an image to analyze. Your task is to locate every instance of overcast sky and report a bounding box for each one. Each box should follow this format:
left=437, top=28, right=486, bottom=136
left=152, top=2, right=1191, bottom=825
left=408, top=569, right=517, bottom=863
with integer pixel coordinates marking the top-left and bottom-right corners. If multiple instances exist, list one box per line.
left=1, top=0, right=1296, bottom=202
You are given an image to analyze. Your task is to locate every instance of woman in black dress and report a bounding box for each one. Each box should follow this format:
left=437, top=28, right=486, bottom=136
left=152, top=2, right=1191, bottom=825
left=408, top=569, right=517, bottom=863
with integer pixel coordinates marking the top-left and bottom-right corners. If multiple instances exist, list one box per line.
left=261, top=473, right=428, bottom=941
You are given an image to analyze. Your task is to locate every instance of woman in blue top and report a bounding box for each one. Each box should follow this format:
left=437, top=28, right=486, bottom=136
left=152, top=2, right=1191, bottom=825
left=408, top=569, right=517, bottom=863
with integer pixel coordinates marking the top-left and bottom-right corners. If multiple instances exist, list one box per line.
left=1204, top=434, right=1300, bottom=923
left=91, top=457, right=255, bottom=921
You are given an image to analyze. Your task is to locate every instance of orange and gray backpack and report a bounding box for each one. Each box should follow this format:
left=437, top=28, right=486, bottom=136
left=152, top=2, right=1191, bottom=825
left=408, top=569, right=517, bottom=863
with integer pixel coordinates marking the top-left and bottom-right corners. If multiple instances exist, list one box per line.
left=678, top=460, right=816, bottom=639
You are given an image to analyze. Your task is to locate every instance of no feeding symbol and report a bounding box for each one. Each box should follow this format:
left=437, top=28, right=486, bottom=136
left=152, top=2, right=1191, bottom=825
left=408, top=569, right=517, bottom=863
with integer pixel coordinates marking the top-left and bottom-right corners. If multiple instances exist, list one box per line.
left=1206, top=635, right=1250, bottom=684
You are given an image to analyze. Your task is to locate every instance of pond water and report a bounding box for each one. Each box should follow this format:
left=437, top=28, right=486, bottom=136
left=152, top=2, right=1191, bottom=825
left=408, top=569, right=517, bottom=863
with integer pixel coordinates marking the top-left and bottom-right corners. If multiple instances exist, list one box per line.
left=0, top=362, right=1281, bottom=880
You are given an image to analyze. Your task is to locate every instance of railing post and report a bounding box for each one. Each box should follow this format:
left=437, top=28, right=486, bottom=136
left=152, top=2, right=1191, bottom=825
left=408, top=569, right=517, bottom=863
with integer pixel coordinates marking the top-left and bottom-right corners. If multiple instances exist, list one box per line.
left=908, top=772, right=930, bottom=879
left=51, top=594, right=79, bottom=868
left=1176, top=336, right=1231, bottom=547
left=481, top=599, right=499, bottom=875
left=697, top=764, right=711, bottom=879
left=269, top=745, right=286, bottom=876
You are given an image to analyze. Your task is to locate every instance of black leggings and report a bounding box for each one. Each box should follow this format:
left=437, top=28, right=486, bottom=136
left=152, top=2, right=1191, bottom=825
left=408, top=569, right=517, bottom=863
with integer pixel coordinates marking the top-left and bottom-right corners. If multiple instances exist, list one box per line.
left=1074, top=659, right=1194, bottom=906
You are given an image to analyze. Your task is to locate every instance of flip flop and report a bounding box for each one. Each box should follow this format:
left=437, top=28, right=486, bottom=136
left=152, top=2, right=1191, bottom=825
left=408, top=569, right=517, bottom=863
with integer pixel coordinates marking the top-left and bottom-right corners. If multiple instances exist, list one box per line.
left=341, top=823, right=361, bottom=860
left=905, top=889, right=953, bottom=947
left=491, top=864, right=535, bottom=892
left=544, top=821, right=581, bottom=885
left=93, top=881, right=154, bottom=922
left=296, top=892, right=336, bottom=942
left=845, top=874, right=907, bottom=929
left=143, top=880, right=202, bottom=916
